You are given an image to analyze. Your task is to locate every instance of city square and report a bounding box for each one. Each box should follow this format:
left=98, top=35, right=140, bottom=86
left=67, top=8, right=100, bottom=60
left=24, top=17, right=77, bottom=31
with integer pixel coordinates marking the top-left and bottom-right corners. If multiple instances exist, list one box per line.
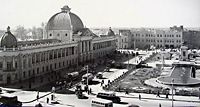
left=0, top=0, right=200, bottom=107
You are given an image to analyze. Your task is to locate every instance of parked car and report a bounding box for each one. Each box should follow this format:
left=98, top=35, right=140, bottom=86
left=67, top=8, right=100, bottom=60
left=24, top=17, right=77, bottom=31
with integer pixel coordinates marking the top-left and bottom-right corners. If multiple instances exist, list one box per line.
left=96, top=72, right=103, bottom=79
left=0, top=93, right=22, bottom=107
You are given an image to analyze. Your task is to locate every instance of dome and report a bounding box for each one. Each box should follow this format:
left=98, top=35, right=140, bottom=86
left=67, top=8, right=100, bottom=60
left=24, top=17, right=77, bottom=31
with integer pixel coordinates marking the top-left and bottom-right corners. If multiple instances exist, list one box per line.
left=46, top=5, right=84, bottom=32
left=0, top=26, right=17, bottom=48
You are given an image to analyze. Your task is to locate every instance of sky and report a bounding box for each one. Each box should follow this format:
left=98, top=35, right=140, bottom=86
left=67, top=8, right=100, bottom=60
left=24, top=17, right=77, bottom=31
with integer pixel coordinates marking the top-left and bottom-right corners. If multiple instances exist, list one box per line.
left=0, top=0, right=200, bottom=30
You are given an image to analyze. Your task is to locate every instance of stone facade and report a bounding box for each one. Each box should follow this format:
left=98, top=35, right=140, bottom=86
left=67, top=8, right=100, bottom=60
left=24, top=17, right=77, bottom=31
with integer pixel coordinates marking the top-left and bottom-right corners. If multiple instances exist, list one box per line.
left=0, top=6, right=117, bottom=85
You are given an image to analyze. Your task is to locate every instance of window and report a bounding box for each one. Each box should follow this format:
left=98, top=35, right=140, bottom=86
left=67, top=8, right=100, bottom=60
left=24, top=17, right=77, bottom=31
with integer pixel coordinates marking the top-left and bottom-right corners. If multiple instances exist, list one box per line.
left=33, top=69, right=35, bottom=75
left=15, top=74, right=18, bottom=79
left=7, top=62, right=12, bottom=71
left=23, top=72, right=26, bottom=78
left=57, top=33, right=60, bottom=36
left=0, top=75, right=3, bottom=81
left=28, top=70, right=31, bottom=76
left=49, top=34, right=52, bottom=36
left=65, top=33, right=68, bottom=36
left=46, top=66, right=49, bottom=72
left=15, top=62, right=17, bottom=68
left=59, top=62, right=61, bottom=67
left=42, top=67, right=45, bottom=72
left=0, top=62, right=2, bottom=69
left=63, top=61, right=65, bottom=66
left=54, top=51, right=57, bottom=59
left=37, top=68, right=39, bottom=74
left=72, top=47, right=74, bottom=55
left=55, top=63, right=57, bottom=69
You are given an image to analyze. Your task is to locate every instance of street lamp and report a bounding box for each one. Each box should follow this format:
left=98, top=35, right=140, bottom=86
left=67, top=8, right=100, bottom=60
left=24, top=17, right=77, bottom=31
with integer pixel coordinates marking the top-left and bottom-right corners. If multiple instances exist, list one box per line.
left=86, top=65, right=89, bottom=93
left=171, top=78, right=174, bottom=107
left=134, top=40, right=136, bottom=64
left=127, top=53, right=129, bottom=70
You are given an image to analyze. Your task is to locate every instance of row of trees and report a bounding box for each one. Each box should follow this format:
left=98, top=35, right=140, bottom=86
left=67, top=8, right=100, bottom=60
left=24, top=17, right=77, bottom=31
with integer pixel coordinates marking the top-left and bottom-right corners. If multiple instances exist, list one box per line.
left=13, top=22, right=46, bottom=40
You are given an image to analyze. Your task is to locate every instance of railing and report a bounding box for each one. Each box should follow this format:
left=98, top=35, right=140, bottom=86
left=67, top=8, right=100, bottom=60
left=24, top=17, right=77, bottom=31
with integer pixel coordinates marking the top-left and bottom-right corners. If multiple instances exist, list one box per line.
left=0, top=41, right=77, bottom=52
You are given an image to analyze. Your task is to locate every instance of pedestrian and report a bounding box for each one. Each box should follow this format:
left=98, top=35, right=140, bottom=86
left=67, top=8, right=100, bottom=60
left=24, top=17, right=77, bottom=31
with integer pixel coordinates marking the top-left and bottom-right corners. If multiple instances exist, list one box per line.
left=159, top=103, right=161, bottom=107
left=157, top=91, right=160, bottom=97
left=166, top=93, right=169, bottom=99
left=36, top=95, right=39, bottom=101
left=125, top=90, right=129, bottom=95
left=139, top=94, right=141, bottom=100
left=36, top=91, right=39, bottom=101
left=46, top=97, right=49, bottom=103
left=89, top=88, right=92, bottom=94
left=51, top=94, right=54, bottom=100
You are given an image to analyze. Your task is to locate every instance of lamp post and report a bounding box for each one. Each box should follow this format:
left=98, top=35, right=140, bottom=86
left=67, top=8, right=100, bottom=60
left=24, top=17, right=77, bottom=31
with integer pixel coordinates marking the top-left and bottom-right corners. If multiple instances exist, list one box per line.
left=127, top=53, right=129, bottom=70
left=171, top=78, right=174, bottom=107
left=87, top=65, right=89, bottom=87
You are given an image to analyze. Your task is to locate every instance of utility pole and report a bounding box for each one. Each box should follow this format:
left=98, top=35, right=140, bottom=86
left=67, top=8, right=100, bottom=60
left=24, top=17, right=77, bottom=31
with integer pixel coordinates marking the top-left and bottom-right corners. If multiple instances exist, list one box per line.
left=172, top=78, right=174, bottom=107
left=127, top=54, right=129, bottom=70
left=86, top=65, right=89, bottom=94
left=134, top=40, right=136, bottom=63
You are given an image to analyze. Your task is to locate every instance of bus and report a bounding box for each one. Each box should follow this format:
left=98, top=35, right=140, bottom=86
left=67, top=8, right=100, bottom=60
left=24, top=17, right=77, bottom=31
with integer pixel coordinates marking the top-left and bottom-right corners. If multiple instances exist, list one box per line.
left=97, top=92, right=121, bottom=103
left=81, top=73, right=94, bottom=84
left=91, top=98, right=113, bottom=107
left=0, top=93, right=22, bottom=107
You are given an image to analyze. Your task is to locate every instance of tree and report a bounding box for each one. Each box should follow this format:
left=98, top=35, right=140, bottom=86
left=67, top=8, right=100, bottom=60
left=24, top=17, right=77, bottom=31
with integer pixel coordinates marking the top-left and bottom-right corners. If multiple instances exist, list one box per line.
left=14, top=26, right=27, bottom=40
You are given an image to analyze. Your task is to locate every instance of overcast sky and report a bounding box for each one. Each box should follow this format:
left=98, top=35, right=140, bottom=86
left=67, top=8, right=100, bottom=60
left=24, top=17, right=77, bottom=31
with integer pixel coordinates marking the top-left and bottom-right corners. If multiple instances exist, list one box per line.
left=0, top=0, right=200, bottom=30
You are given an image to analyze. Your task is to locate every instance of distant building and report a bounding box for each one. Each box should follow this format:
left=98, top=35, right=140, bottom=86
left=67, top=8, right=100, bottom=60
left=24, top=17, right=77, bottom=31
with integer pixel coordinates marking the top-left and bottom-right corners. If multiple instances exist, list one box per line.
left=117, top=30, right=132, bottom=49
left=183, top=30, right=200, bottom=49
left=0, top=6, right=117, bottom=85
left=118, top=28, right=183, bottom=49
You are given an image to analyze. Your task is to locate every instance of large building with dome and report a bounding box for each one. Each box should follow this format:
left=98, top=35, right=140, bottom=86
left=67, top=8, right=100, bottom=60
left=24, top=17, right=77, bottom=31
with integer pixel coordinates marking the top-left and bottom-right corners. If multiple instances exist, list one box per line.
left=0, top=5, right=117, bottom=85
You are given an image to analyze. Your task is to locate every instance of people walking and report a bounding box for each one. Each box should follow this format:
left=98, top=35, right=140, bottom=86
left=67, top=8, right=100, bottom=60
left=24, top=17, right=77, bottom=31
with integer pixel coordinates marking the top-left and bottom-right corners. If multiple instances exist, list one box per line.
left=125, top=90, right=129, bottom=95
left=36, top=91, right=39, bottom=101
left=89, top=88, right=92, bottom=94
left=46, top=97, right=49, bottom=103
left=166, top=93, right=169, bottom=99
left=159, top=103, right=161, bottom=107
left=157, top=91, right=160, bottom=97
left=51, top=94, right=54, bottom=101
left=139, top=94, right=141, bottom=100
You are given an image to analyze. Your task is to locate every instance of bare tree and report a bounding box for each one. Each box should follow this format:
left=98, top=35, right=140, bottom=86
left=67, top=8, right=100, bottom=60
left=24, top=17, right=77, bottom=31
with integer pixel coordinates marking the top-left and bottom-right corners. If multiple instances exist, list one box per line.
left=14, top=26, right=27, bottom=40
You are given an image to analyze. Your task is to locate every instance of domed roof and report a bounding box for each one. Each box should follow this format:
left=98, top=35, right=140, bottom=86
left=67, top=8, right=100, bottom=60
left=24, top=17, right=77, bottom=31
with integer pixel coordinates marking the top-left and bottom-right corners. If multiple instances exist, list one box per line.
left=0, top=26, right=17, bottom=48
left=46, top=5, right=84, bottom=32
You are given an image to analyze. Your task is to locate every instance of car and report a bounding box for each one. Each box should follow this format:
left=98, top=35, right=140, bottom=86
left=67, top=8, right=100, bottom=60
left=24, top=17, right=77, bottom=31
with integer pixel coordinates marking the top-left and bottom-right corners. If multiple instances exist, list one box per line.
left=0, top=93, right=22, bottom=107
left=96, top=72, right=103, bottom=79
left=97, top=92, right=121, bottom=103
left=128, top=104, right=140, bottom=107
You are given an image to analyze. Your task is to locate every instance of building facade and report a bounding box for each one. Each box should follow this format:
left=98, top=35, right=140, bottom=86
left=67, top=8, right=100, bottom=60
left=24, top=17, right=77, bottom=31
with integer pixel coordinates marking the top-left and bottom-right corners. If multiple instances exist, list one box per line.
left=183, top=30, right=200, bottom=49
left=0, top=6, right=117, bottom=85
left=118, top=28, right=183, bottom=49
